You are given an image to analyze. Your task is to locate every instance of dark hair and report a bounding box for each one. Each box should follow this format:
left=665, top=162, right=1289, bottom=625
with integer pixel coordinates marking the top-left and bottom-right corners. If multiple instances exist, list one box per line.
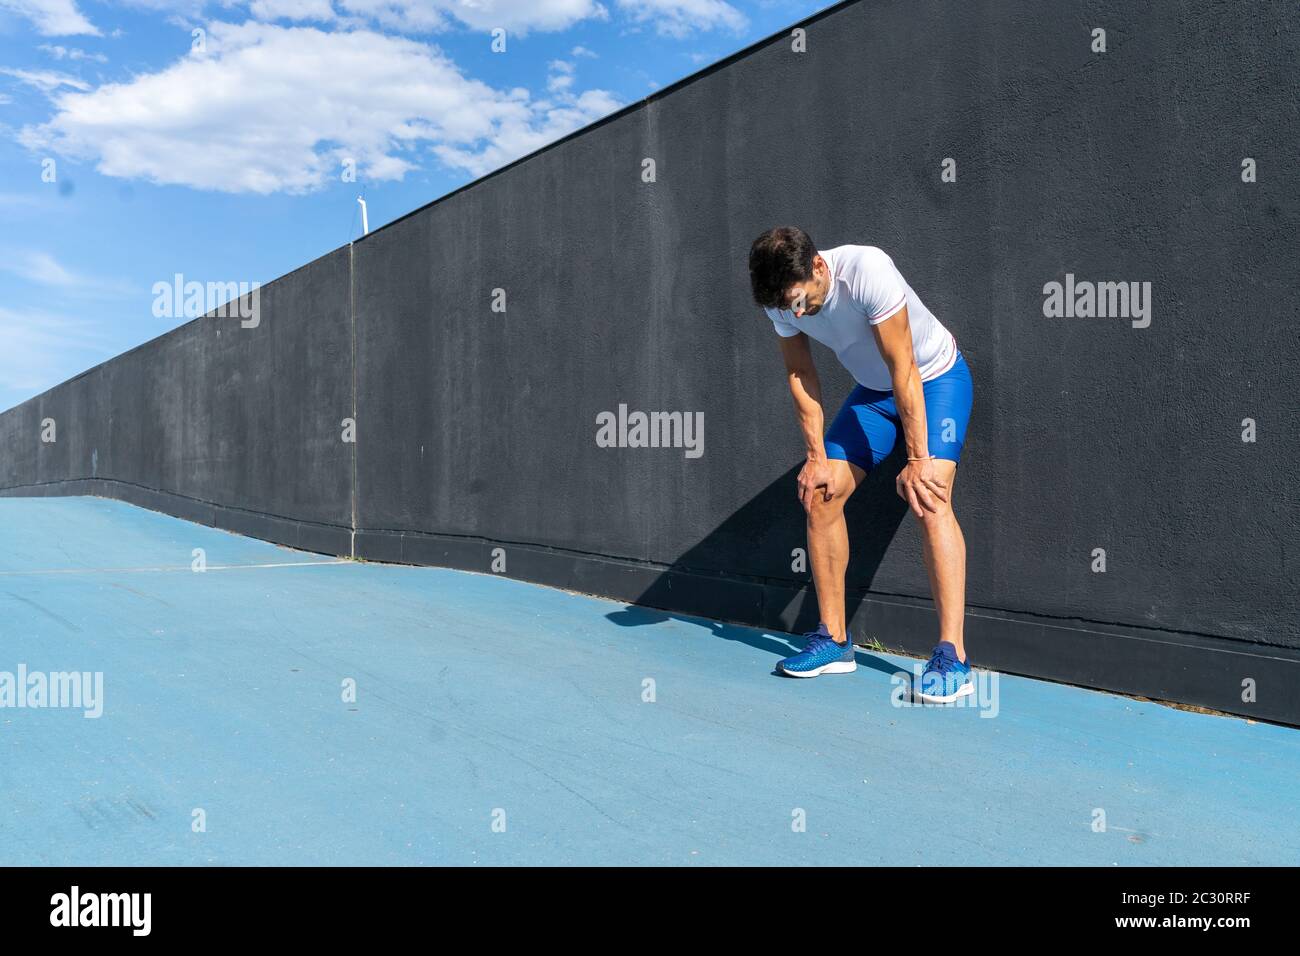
left=748, top=226, right=817, bottom=309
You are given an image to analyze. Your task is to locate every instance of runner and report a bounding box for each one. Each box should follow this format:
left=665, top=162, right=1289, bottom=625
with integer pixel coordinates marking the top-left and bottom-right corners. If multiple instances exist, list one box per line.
left=748, top=226, right=975, bottom=702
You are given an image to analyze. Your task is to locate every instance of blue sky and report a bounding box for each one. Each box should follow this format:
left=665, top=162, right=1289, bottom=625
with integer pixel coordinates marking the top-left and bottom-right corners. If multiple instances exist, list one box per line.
left=0, top=0, right=830, bottom=411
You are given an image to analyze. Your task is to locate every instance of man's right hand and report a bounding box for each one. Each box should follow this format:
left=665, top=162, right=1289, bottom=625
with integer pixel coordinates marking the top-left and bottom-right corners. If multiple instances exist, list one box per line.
left=797, top=456, right=837, bottom=512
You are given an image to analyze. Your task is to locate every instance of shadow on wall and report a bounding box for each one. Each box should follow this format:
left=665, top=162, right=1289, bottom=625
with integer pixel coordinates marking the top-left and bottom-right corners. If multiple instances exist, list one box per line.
left=605, top=449, right=913, bottom=669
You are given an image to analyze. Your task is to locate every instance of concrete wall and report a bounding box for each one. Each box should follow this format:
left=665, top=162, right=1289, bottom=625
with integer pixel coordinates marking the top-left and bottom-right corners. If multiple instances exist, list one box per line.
left=4, top=0, right=1298, bottom=723
left=0, top=249, right=354, bottom=551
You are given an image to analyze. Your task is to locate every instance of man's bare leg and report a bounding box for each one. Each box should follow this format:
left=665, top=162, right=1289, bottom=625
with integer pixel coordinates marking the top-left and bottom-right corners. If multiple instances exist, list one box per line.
left=914, top=459, right=966, bottom=661
left=803, top=458, right=867, bottom=644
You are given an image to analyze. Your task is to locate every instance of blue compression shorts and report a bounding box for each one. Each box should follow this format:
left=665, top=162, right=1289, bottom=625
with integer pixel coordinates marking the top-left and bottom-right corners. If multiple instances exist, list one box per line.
left=823, top=352, right=973, bottom=471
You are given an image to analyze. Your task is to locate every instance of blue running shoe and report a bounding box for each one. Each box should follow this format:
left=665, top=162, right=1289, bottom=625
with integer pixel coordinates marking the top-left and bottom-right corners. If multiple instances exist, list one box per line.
left=779, top=624, right=857, bottom=677
left=915, top=641, right=973, bottom=703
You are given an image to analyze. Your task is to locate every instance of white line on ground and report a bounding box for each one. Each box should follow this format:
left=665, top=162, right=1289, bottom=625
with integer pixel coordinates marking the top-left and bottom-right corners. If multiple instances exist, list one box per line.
left=0, top=560, right=352, bottom=576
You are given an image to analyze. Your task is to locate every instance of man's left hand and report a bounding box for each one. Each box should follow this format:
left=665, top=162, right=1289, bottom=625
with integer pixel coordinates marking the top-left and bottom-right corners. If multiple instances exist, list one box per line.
left=896, top=457, right=949, bottom=518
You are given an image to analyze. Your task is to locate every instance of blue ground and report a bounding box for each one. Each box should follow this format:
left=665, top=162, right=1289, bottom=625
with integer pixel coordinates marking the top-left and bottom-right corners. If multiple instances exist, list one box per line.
left=1, top=496, right=1296, bottom=866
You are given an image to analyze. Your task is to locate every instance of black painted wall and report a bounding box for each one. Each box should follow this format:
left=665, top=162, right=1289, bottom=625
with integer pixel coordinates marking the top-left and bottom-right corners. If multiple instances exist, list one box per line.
left=0, top=249, right=354, bottom=551
left=4, top=0, right=1298, bottom=723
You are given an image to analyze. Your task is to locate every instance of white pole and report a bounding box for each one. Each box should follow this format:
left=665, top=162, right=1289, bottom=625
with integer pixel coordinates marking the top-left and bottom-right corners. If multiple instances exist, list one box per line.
left=357, top=197, right=369, bottom=236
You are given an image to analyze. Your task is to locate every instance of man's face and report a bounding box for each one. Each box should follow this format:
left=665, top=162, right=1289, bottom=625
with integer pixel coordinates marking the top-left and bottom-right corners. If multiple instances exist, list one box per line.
left=780, top=255, right=829, bottom=318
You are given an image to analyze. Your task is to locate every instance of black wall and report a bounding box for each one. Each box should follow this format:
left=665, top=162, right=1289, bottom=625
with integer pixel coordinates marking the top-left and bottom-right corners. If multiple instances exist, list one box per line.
left=0, top=249, right=354, bottom=552
left=4, top=0, right=1298, bottom=724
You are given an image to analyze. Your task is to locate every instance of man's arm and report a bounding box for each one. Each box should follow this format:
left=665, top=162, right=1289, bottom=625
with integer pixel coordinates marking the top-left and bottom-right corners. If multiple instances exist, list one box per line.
left=778, top=333, right=839, bottom=509
left=871, top=305, right=949, bottom=517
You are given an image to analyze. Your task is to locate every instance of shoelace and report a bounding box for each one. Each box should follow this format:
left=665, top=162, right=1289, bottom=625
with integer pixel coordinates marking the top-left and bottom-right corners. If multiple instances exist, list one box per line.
left=926, top=646, right=957, bottom=675
left=803, top=631, right=834, bottom=655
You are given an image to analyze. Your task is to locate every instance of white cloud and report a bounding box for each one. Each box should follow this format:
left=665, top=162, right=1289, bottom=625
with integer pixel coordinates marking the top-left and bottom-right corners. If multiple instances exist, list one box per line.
left=18, top=21, right=624, bottom=193
left=0, top=0, right=739, bottom=43
left=117, top=0, right=210, bottom=16
left=547, top=59, right=575, bottom=93
left=133, top=0, right=738, bottom=39
left=0, top=305, right=117, bottom=397
left=14, top=251, right=78, bottom=286
left=571, top=45, right=597, bottom=57
left=0, top=67, right=92, bottom=93
left=330, top=0, right=440, bottom=32
left=432, top=85, right=621, bottom=178
left=239, top=0, right=613, bottom=35
left=616, top=0, right=744, bottom=38
left=335, top=0, right=607, bottom=35
left=37, top=43, right=109, bottom=62
left=249, top=0, right=336, bottom=21
left=0, top=0, right=99, bottom=36
left=0, top=250, right=137, bottom=296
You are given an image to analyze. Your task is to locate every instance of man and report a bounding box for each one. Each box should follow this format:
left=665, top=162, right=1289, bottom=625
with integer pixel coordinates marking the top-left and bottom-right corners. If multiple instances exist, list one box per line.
left=748, top=226, right=975, bottom=703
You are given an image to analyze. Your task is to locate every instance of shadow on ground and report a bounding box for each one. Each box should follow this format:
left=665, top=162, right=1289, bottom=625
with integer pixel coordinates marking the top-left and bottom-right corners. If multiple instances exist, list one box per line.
left=606, top=449, right=915, bottom=671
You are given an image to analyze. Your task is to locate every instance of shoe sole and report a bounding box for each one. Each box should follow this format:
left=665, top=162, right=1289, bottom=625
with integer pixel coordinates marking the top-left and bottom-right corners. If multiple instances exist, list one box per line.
left=914, top=681, right=975, bottom=703
left=780, top=660, right=858, bottom=678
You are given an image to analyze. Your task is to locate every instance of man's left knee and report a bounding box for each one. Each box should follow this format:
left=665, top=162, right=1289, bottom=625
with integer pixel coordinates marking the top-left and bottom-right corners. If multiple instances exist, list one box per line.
left=913, top=464, right=957, bottom=528
left=914, top=501, right=954, bottom=527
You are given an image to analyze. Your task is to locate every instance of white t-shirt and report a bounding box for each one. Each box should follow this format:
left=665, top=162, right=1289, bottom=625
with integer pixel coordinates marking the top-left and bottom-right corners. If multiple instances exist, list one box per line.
left=765, top=245, right=957, bottom=391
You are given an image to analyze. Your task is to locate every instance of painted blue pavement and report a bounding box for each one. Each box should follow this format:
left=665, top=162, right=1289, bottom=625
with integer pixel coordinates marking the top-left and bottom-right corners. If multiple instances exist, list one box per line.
left=1, top=497, right=1297, bottom=866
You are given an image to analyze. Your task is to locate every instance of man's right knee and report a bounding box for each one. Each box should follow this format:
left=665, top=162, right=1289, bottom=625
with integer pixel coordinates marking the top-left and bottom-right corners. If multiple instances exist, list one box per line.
left=805, top=460, right=859, bottom=522
left=806, top=493, right=844, bottom=528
